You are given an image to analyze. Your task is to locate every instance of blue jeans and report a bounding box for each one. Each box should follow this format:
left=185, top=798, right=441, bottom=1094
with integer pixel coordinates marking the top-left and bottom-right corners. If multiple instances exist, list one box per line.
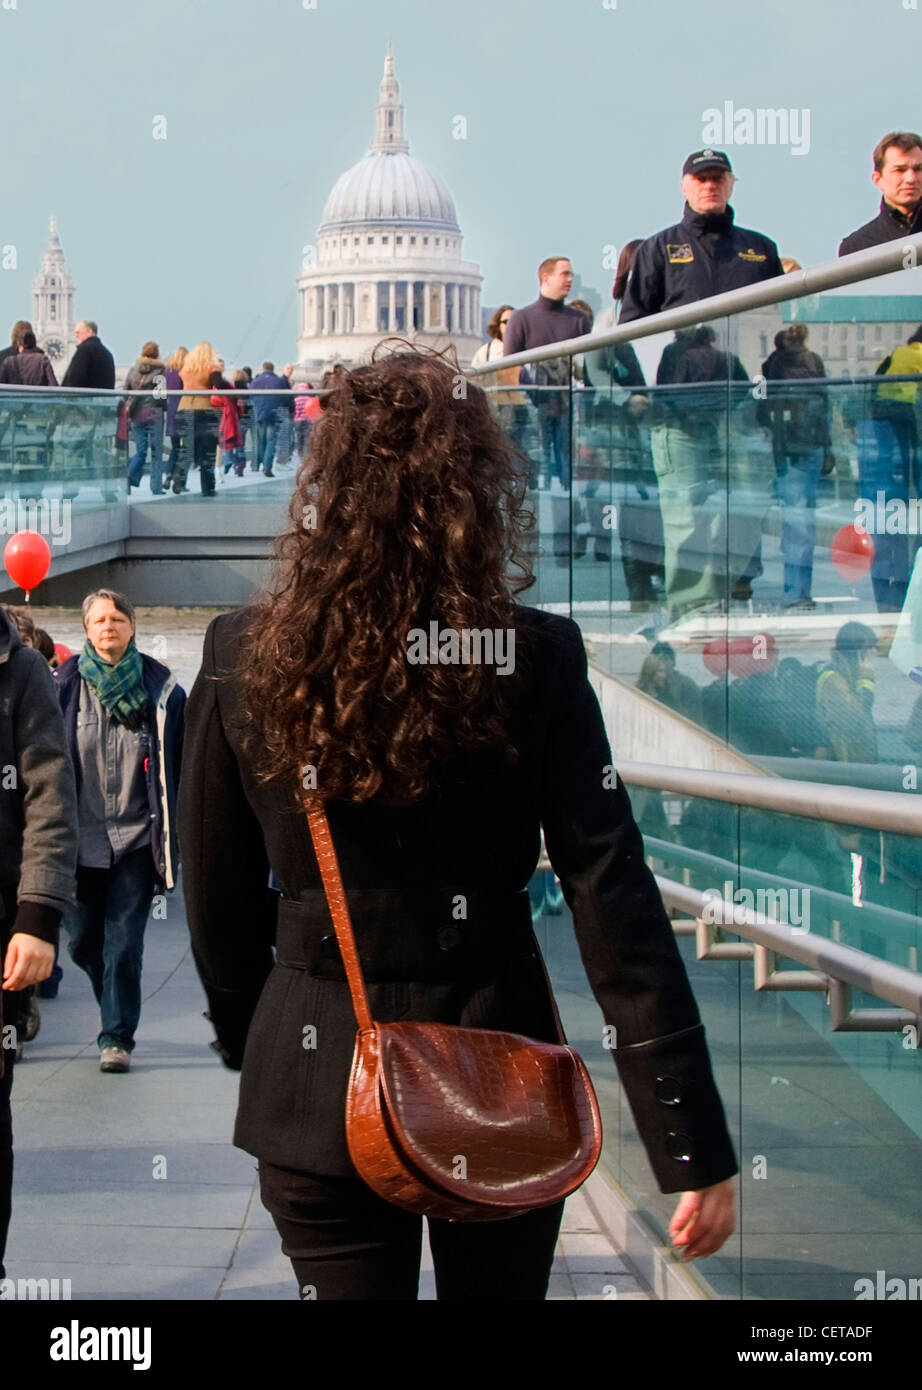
left=128, top=417, right=165, bottom=493
left=857, top=415, right=914, bottom=611
left=539, top=410, right=569, bottom=488
left=775, top=449, right=824, bottom=600
left=64, top=845, right=159, bottom=1052
left=254, top=417, right=279, bottom=472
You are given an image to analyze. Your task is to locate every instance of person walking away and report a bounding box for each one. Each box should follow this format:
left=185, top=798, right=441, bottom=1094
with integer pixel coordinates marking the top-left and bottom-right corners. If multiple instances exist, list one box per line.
left=856, top=326, right=922, bottom=611
left=760, top=324, right=830, bottom=609
left=210, top=370, right=245, bottom=478
left=0, top=330, right=58, bottom=386
left=163, top=348, right=188, bottom=490
left=176, top=342, right=221, bottom=496
left=0, top=606, right=77, bottom=1277
left=583, top=241, right=665, bottom=597
left=61, top=321, right=115, bottom=389
left=124, top=342, right=167, bottom=495
left=232, top=370, right=251, bottom=475
left=179, top=350, right=737, bottom=1302
left=56, top=589, right=185, bottom=1072
left=249, top=362, right=289, bottom=477
left=0, top=321, right=33, bottom=372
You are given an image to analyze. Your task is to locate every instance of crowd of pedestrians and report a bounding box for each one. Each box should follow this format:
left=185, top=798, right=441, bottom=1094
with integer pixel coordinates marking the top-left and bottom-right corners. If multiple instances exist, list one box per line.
left=475, top=131, right=922, bottom=621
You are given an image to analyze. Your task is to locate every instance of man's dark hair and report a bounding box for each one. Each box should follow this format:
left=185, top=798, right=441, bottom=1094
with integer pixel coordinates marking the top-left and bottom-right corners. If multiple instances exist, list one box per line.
left=20, top=331, right=37, bottom=350
left=873, top=131, right=922, bottom=173
left=909, top=325, right=922, bottom=345
left=262, top=361, right=274, bottom=372
left=650, top=641, right=677, bottom=665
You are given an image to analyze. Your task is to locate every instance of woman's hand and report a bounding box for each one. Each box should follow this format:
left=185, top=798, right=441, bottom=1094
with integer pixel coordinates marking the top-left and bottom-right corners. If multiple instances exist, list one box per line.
left=669, top=1177, right=735, bottom=1261
left=3, top=933, right=55, bottom=991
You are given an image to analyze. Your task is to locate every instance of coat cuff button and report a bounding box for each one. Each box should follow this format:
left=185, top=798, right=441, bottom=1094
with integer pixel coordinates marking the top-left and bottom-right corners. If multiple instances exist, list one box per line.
left=666, top=1131, right=694, bottom=1162
left=655, top=1075, right=683, bottom=1106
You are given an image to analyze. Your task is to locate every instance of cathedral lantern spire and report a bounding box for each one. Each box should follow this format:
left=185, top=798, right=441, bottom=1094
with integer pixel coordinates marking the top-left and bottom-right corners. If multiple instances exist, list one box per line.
left=370, top=47, right=409, bottom=154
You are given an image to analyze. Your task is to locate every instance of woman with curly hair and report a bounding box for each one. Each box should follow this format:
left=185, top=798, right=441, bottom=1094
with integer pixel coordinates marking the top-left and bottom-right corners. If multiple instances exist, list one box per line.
left=179, top=347, right=736, bottom=1301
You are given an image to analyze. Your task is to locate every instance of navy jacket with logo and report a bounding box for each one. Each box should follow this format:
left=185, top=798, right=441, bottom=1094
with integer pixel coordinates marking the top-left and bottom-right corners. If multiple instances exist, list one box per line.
left=618, top=204, right=783, bottom=324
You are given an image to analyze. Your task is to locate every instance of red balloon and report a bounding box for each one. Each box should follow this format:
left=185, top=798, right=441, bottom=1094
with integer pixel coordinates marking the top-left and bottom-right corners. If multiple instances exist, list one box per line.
left=702, top=637, right=729, bottom=677
left=831, top=524, right=874, bottom=584
left=728, top=633, right=778, bottom=679
left=53, top=643, right=72, bottom=663
left=3, top=531, right=51, bottom=595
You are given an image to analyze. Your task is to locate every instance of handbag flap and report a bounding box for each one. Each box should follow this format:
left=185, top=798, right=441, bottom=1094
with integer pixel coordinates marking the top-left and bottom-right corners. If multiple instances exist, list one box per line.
left=375, top=1022, right=601, bottom=1207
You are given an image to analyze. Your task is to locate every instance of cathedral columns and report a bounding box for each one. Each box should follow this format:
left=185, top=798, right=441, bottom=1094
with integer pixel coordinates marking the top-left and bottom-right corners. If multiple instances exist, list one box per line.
left=338, top=283, right=345, bottom=335
left=439, top=283, right=447, bottom=330
left=388, top=281, right=397, bottom=332
left=451, top=284, right=460, bottom=335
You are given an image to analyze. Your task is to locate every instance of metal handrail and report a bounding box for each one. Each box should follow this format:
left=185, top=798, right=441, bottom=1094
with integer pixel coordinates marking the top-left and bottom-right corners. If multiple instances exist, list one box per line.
left=617, top=761, right=922, bottom=836
left=469, top=233, right=922, bottom=374
left=656, top=875, right=921, bottom=1029
left=643, top=835, right=918, bottom=945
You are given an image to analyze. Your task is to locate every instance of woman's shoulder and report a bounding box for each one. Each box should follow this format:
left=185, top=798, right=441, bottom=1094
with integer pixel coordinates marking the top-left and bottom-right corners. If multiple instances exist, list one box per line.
left=512, top=604, right=586, bottom=670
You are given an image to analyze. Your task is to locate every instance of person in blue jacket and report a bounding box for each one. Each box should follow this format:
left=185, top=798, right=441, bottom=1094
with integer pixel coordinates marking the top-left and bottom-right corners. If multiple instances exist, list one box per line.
left=57, top=589, right=185, bottom=1073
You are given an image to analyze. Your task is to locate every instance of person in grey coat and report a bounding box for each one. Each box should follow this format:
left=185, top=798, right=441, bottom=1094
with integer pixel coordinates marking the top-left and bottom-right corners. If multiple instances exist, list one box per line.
left=0, top=606, right=78, bottom=1278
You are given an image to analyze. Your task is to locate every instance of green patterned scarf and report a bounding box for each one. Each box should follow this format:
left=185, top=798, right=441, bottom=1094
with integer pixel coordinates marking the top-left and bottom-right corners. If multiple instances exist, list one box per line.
left=78, top=638, right=149, bottom=730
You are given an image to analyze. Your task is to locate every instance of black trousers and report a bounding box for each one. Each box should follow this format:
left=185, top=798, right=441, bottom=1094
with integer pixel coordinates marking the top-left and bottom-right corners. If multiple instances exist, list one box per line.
left=0, top=988, right=23, bottom=1280
left=259, top=1161, right=564, bottom=1301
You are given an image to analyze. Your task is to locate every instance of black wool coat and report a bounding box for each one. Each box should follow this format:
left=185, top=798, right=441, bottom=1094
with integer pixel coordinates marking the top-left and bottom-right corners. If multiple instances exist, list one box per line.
left=179, top=605, right=738, bottom=1194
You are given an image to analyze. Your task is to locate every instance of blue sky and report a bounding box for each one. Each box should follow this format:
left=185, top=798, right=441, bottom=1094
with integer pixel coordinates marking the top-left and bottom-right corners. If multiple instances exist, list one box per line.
left=0, top=0, right=917, bottom=364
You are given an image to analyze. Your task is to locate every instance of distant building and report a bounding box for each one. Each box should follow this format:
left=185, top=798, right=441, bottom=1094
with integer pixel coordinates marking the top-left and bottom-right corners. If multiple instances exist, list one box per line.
left=733, top=295, right=922, bottom=378
left=296, top=51, right=483, bottom=373
left=32, top=216, right=77, bottom=376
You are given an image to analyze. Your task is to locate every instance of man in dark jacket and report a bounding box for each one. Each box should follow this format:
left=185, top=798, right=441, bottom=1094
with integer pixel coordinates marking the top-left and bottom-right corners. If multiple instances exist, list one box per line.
left=0, top=330, right=58, bottom=386
left=249, top=362, right=289, bottom=477
left=839, top=132, right=922, bottom=257
left=619, top=151, right=782, bottom=615
left=503, top=258, right=590, bottom=489
left=619, top=150, right=782, bottom=324
left=57, top=588, right=185, bottom=1073
left=0, top=607, right=78, bottom=1278
left=61, top=321, right=116, bottom=390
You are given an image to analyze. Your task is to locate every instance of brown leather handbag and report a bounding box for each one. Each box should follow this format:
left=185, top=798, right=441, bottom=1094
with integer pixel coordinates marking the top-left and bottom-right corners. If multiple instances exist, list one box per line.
left=303, top=793, right=603, bottom=1222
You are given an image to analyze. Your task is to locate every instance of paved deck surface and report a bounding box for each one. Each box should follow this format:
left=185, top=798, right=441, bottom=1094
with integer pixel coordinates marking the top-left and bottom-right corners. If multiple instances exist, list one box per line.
left=7, top=889, right=651, bottom=1301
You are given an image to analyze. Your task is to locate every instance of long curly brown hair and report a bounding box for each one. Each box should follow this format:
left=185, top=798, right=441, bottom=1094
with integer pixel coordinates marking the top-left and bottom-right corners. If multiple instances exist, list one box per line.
left=237, top=345, right=536, bottom=804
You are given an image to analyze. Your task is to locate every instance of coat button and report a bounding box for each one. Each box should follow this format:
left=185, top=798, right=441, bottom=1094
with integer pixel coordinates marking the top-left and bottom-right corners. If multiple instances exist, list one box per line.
left=666, top=1131, right=694, bottom=1163
left=436, top=925, right=463, bottom=951
left=319, top=934, right=339, bottom=961
left=655, top=1076, right=682, bottom=1106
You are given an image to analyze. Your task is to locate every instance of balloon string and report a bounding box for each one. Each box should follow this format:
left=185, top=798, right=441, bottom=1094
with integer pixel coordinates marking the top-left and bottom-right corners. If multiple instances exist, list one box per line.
left=24, top=591, right=30, bottom=604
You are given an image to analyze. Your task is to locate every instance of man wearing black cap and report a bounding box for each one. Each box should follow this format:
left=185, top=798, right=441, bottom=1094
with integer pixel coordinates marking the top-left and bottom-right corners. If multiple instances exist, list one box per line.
left=619, top=150, right=782, bottom=323
left=619, top=151, right=782, bottom=617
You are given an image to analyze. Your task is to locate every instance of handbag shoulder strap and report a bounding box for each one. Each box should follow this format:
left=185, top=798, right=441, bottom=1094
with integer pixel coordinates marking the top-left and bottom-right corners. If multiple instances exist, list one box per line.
left=301, top=791, right=373, bottom=1033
